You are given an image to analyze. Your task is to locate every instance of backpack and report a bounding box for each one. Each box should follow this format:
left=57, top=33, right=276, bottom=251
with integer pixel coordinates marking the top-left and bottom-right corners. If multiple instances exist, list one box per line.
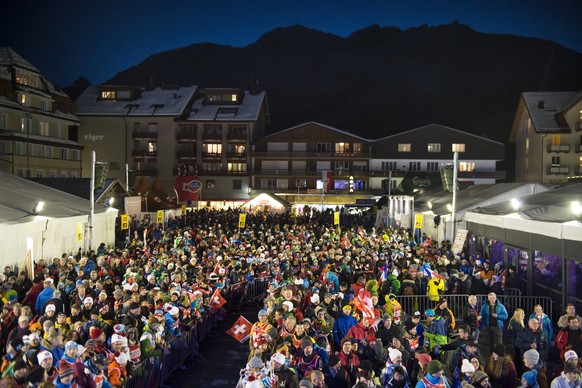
left=402, top=283, right=415, bottom=296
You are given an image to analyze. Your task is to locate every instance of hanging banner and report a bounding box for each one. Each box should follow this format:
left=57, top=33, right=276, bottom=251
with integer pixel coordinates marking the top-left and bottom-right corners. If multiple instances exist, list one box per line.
left=452, top=228, right=468, bottom=255
left=291, top=207, right=297, bottom=218
left=415, top=214, right=424, bottom=229
left=334, top=211, right=340, bottom=225
left=182, top=204, right=187, bottom=215
left=156, top=210, right=163, bottom=223
left=77, top=222, right=83, bottom=242
left=238, top=213, right=246, bottom=228
left=174, top=174, right=202, bottom=203
left=121, top=214, right=129, bottom=230
left=124, top=196, right=142, bottom=217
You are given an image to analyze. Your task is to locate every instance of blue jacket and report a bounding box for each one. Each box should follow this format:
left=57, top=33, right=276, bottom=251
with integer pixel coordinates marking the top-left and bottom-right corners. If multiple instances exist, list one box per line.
left=164, top=312, right=182, bottom=337
left=415, top=372, right=451, bottom=388
left=333, top=312, right=357, bottom=347
left=325, top=271, right=339, bottom=293
left=35, top=287, right=54, bottom=314
left=479, top=300, right=508, bottom=328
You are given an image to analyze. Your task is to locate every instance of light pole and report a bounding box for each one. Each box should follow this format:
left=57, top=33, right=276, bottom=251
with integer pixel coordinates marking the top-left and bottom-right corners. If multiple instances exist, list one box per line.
left=450, top=143, right=465, bottom=239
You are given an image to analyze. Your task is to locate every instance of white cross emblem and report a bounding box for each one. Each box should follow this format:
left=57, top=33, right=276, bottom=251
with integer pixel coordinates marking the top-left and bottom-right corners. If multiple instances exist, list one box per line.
left=234, top=324, right=247, bottom=335
left=213, top=297, right=220, bottom=305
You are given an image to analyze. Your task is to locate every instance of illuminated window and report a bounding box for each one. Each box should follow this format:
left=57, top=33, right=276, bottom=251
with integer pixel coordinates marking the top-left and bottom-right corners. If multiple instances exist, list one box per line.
left=39, top=121, right=49, bottom=136
left=21, top=94, right=27, bottom=105
left=353, top=143, right=362, bottom=152
left=231, top=94, right=237, bottom=102
left=147, top=142, right=156, bottom=153
left=203, top=143, right=222, bottom=154
left=228, top=163, right=247, bottom=172
left=552, top=135, right=561, bottom=145
left=398, top=144, right=411, bottom=152
left=101, top=91, right=116, bottom=99
left=335, top=142, right=350, bottom=153
left=427, top=143, right=441, bottom=152
left=459, top=162, right=475, bottom=172
left=525, top=138, right=529, bottom=155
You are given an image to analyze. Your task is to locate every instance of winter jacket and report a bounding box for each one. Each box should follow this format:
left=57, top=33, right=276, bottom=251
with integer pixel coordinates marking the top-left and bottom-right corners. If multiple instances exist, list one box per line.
left=274, top=365, right=300, bottom=388
left=555, top=327, right=582, bottom=360
left=323, top=365, right=352, bottom=388
left=530, top=313, right=555, bottom=343
left=415, top=373, right=451, bottom=388
left=426, top=279, right=444, bottom=301
left=550, top=372, right=581, bottom=388
left=463, top=303, right=480, bottom=331
left=515, top=327, right=549, bottom=361
left=35, top=287, right=55, bottom=314
left=333, top=313, right=358, bottom=347
left=479, top=300, right=508, bottom=329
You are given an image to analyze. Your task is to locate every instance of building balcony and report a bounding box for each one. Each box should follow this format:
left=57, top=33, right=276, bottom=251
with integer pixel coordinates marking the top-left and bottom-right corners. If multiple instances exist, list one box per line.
left=202, top=134, right=222, bottom=141
left=252, top=151, right=372, bottom=158
left=547, top=144, right=570, bottom=153
left=177, top=150, right=197, bottom=159
left=547, top=165, right=570, bottom=175
left=198, top=169, right=248, bottom=176
left=135, top=168, right=157, bottom=176
left=457, top=170, right=507, bottom=180
left=177, top=133, right=197, bottom=142
left=132, top=131, right=158, bottom=140
left=201, top=152, right=222, bottom=161
left=226, top=134, right=247, bottom=143
left=226, top=152, right=247, bottom=161
left=132, top=150, right=158, bottom=158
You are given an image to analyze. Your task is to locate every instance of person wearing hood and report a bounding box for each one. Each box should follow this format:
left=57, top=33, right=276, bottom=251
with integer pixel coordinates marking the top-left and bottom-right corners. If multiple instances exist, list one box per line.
left=415, top=360, right=451, bottom=388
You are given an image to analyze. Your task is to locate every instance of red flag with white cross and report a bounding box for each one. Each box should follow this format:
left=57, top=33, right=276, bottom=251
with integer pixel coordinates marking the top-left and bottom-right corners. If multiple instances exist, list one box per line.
left=227, top=315, right=252, bottom=343
left=209, top=289, right=227, bottom=312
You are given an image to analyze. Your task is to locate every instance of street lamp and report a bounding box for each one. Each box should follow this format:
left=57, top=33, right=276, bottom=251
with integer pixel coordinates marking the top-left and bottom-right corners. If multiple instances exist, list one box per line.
left=32, top=201, right=45, bottom=215
left=450, top=143, right=465, bottom=239
left=572, top=201, right=581, bottom=221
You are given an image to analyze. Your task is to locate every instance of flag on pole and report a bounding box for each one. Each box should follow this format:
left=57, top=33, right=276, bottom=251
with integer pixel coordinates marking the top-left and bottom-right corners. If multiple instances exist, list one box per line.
left=353, top=289, right=379, bottom=326
left=227, top=315, right=252, bottom=343
left=421, top=263, right=446, bottom=280
left=209, top=289, right=227, bottom=311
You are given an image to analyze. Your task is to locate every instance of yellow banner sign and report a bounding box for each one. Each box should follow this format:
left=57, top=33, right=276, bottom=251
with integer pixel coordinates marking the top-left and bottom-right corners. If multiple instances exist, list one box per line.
left=238, top=213, right=246, bottom=228
left=77, top=222, right=82, bottom=242
left=415, top=214, right=424, bottom=229
left=182, top=204, right=187, bottom=215
left=121, top=214, right=129, bottom=230
left=291, top=207, right=297, bottom=218
left=157, top=210, right=164, bottom=223
left=334, top=211, right=340, bottom=225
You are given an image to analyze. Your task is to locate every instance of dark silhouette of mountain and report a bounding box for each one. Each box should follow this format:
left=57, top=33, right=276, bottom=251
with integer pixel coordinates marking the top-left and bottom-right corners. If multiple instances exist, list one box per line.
left=63, top=77, right=92, bottom=101
left=104, top=22, right=582, bottom=142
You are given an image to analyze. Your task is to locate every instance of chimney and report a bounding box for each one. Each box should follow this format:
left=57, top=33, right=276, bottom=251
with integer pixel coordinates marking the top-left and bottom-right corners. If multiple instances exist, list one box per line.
left=538, top=100, right=545, bottom=109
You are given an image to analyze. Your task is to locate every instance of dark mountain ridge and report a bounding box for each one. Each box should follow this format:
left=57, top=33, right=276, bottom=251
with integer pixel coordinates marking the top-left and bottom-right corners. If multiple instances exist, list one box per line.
left=96, top=22, right=581, bottom=142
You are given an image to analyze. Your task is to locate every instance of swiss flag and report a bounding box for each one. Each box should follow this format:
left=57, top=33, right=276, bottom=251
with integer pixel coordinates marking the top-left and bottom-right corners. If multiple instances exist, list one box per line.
left=227, top=315, right=252, bottom=343
left=209, top=289, right=227, bottom=312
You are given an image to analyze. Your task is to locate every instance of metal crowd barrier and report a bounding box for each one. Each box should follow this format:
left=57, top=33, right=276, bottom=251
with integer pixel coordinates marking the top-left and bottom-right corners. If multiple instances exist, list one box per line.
left=395, top=293, right=553, bottom=325
left=124, top=277, right=263, bottom=388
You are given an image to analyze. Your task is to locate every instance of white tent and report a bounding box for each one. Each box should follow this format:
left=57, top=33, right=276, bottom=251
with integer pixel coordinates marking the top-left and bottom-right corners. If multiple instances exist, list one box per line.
left=0, top=172, right=118, bottom=271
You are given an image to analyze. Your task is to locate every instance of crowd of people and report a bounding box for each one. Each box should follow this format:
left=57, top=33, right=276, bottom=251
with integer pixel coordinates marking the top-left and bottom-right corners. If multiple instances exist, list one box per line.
left=0, top=208, right=579, bottom=388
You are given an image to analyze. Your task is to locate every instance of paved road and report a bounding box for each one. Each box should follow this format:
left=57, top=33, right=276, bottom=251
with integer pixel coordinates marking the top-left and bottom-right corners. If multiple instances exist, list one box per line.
left=165, top=304, right=260, bottom=388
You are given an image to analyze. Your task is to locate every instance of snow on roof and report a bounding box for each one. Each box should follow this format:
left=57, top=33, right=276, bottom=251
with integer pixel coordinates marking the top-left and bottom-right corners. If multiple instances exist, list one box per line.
left=374, top=123, right=505, bottom=145
left=522, top=91, right=579, bottom=132
left=259, top=121, right=372, bottom=141
left=186, top=91, right=265, bottom=121
left=0, top=47, right=39, bottom=73
left=74, top=85, right=198, bottom=116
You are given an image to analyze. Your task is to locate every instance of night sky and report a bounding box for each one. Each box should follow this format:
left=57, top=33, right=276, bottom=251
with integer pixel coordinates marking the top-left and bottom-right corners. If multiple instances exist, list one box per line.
left=1, top=0, right=580, bottom=88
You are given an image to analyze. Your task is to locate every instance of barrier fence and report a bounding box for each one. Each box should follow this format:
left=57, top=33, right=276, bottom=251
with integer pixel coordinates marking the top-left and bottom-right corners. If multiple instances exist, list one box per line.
left=124, top=276, right=271, bottom=388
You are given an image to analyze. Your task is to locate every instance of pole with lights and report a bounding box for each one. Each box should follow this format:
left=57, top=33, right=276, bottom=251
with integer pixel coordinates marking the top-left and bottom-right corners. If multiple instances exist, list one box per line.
left=450, top=143, right=465, bottom=240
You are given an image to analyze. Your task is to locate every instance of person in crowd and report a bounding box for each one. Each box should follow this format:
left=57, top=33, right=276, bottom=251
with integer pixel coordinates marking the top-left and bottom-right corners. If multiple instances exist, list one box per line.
left=463, top=295, right=480, bottom=343
left=557, top=304, right=582, bottom=330
left=555, top=316, right=582, bottom=361
left=530, top=305, right=555, bottom=343
left=333, top=304, right=358, bottom=348
left=479, top=292, right=508, bottom=353
left=522, top=350, right=549, bottom=388
left=271, top=352, right=300, bottom=388
left=516, top=319, right=550, bottom=363
left=521, top=370, right=540, bottom=388
left=323, top=353, right=351, bottom=388
left=508, top=308, right=527, bottom=375
left=484, top=344, right=517, bottom=388
left=471, top=370, right=491, bottom=388
left=549, top=362, right=580, bottom=388
left=415, top=360, right=450, bottom=388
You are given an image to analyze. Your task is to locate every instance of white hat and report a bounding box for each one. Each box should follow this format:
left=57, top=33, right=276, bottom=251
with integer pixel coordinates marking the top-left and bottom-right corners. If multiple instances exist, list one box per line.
left=37, top=350, right=53, bottom=364
left=111, top=334, right=123, bottom=344
left=388, top=347, right=402, bottom=361
left=282, top=301, right=293, bottom=311
left=564, top=350, right=578, bottom=362
left=245, top=381, right=263, bottom=388
left=310, top=294, right=320, bottom=304
left=83, top=297, right=93, bottom=304
left=115, top=352, right=129, bottom=365
left=461, top=358, right=475, bottom=373
left=169, top=306, right=179, bottom=316
left=45, top=304, right=56, bottom=312
left=271, top=352, right=286, bottom=365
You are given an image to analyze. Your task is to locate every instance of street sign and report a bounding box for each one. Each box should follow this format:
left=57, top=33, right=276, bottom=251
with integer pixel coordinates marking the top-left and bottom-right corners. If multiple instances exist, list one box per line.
left=238, top=213, right=246, bottom=228
left=334, top=211, right=340, bottom=225
left=415, top=214, right=424, bottom=229
left=77, top=222, right=82, bottom=242
left=156, top=210, right=163, bottom=223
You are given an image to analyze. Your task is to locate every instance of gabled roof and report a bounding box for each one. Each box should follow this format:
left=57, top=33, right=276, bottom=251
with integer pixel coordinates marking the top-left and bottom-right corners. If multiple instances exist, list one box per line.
left=29, top=178, right=126, bottom=202
left=0, top=171, right=108, bottom=224
left=74, top=85, right=198, bottom=116
left=260, top=121, right=371, bottom=141
left=521, top=91, right=580, bottom=133
left=0, top=47, right=39, bottom=73
left=374, top=123, right=504, bottom=145
left=186, top=91, right=266, bottom=122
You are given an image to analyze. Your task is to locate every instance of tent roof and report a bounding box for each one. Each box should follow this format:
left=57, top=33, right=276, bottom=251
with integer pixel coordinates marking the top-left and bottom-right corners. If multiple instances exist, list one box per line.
left=242, top=193, right=290, bottom=209
left=0, top=171, right=107, bottom=224
left=28, top=178, right=123, bottom=202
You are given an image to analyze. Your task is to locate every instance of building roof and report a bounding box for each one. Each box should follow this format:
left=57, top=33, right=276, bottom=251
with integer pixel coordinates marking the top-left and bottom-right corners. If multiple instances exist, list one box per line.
left=28, top=178, right=124, bottom=202
left=186, top=91, right=266, bottom=122
left=470, top=183, right=582, bottom=223
left=74, top=85, right=198, bottom=116
left=521, top=91, right=579, bottom=133
left=0, top=171, right=109, bottom=225
left=259, top=121, right=371, bottom=141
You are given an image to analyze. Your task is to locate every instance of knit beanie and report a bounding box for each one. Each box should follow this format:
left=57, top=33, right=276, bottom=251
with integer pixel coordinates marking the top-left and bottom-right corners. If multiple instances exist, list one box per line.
left=461, top=359, right=476, bottom=373
left=471, top=371, right=489, bottom=386
left=299, top=378, right=314, bottom=388
left=427, top=360, right=443, bottom=375
left=493, top=344, right=506, bottom=357
left=523, top=349, right=540, bottom=365
left=389, top=347, right=403, bottom=361
left=522, top=369, right=538, bottom=387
